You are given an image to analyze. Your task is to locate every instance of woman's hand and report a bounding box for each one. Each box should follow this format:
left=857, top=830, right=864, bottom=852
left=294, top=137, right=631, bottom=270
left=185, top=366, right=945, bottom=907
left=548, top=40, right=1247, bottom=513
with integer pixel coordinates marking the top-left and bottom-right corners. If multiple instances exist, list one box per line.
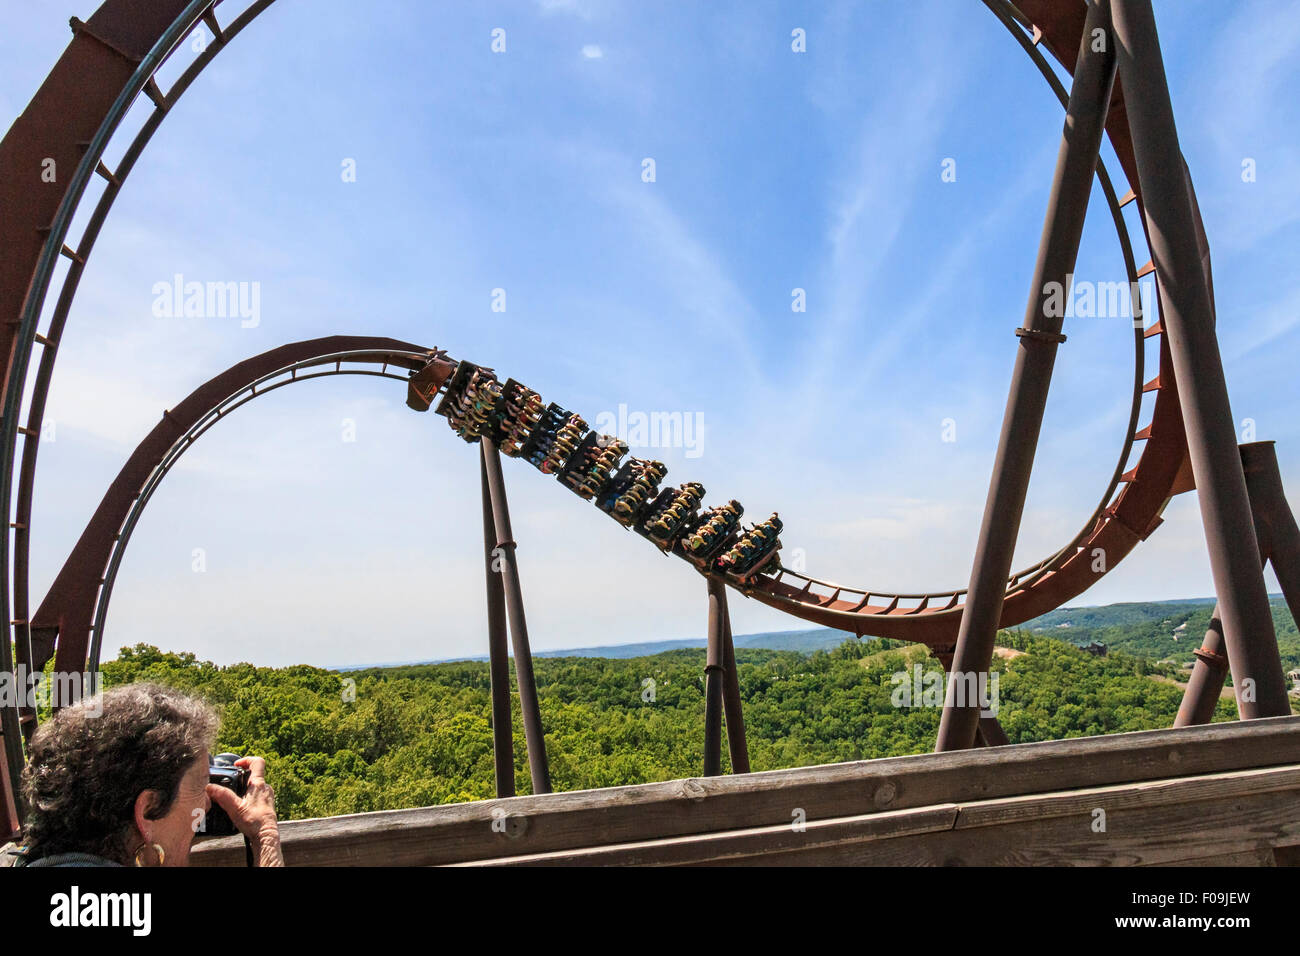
left=206, top=756, right=284, bottom=867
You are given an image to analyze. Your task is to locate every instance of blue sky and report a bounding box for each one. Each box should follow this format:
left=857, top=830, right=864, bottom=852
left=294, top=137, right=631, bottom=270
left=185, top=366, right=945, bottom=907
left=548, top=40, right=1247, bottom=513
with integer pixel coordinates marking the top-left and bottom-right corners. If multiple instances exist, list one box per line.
left=1, top=0, right=1297, bottom=667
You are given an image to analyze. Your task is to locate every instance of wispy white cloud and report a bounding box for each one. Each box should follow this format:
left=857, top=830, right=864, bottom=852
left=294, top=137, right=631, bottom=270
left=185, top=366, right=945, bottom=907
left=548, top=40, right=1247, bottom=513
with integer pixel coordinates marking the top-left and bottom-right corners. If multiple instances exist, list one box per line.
left=600, top=179, right=763, bottom=387
left=789, top=16, right=970, bottom=419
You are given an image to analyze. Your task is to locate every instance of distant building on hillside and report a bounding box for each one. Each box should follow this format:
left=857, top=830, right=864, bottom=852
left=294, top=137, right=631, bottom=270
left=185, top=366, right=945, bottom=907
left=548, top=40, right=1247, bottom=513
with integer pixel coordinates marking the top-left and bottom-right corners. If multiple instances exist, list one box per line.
left=1082, top=642, right=1108, bottom=657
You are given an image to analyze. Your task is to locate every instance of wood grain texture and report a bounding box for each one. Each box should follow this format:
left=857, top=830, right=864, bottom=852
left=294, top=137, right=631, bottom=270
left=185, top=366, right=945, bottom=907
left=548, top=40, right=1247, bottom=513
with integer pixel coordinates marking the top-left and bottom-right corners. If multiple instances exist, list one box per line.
left=457, top=805, right=962, bottom=867
left=191, top=716, right=1300, bottom=867
left=468, top=765, right=1300, bottom=867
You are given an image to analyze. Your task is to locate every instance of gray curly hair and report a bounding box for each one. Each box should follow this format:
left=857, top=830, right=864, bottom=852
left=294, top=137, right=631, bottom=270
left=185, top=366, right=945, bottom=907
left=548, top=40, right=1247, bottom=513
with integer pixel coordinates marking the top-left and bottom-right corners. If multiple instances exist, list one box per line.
left=20, top=682, right=219, bottom=863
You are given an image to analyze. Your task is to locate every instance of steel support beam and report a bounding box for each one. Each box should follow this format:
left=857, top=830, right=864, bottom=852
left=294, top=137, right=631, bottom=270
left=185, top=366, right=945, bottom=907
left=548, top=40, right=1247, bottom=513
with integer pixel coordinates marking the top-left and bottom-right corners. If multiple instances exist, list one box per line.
left=1174, top=607, right=1230, bottom=727
left=719, top=592, right=750, bottom=774
left=481, top=453, right=515, bottom=798
left=936, top=0, right=1117, bottom=751
left=480, top=440, right=552, bottom=794
left=1112, top=0, right=1289, bottom=718
left=1242, top=443, right=1300, bottom=635
left=978, top=715, right=1011, bottom=747
left=703, top=577, right=726, bottom=776
left=1177, top=442, right=1300, bottom=724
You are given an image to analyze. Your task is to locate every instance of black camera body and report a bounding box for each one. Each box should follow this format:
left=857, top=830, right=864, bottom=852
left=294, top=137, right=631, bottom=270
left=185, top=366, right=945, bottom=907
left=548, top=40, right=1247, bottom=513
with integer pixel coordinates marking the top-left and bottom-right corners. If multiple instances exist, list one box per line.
left=204, top=752, right=249, bottom=837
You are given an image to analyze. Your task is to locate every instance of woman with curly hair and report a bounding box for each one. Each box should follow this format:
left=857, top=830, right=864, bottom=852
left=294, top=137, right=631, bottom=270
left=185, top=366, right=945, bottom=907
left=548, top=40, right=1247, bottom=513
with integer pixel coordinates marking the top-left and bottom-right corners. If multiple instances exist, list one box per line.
left=1, top=682, right=283, bottom=867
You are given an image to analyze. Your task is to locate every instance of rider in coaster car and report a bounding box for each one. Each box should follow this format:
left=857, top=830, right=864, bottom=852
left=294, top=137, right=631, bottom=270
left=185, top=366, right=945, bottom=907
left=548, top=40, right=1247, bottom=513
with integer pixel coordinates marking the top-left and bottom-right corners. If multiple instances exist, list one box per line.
left=691, top=501, right=738, bottom=549
left=652, top=485, right=697, bottom=533
left=615, top=478, right=655, bottom=514
left=678, top=482, right=705, bottom=504
left=662, top=483, right=702, bottom=523
left=755, top=513, right=782, bottom=539
left=718, top=500, right=743, bottom=522
left=687, top=523, right=718, bottom=552
left=592, top=445, right=624, bottom=476
left=614, top=494, right=643, bottom=517
left=649, top=505, right=681, bottom=534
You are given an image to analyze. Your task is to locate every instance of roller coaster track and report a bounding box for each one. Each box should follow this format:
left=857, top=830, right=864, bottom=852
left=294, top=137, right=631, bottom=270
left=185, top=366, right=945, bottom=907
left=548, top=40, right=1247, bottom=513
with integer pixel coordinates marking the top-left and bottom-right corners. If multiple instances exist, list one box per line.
left=28, top=339, right=440, bottom=678
left=0, top=0, right=1218, bottom=826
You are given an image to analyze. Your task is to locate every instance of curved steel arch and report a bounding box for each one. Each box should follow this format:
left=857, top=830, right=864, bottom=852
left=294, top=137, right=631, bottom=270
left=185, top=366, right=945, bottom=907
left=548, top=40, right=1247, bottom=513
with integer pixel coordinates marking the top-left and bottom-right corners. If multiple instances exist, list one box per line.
left=11, top=0, right=279, bottom=704
left=0, top=0, right=275, bottom=812
left=85, top=346, right=452, bottom=670
left=29, top=336, right=446, bottom=679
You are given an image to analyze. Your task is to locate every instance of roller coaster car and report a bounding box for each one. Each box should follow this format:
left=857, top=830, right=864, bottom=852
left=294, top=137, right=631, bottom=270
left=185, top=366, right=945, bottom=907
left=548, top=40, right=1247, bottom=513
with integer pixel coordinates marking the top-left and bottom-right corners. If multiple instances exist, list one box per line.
left=435, top=362, right=505, bottom=443
left=716, top=512, right=783, bottom=579
left=597, top=458, right=668, bottom=525
left=405, top=351, right=456, bottom=412
left=498, top=380, right=544, bottom=456
left=519, top=403, right=571, bottom=466
left=457, top=377, right=504, bottom=440
left=682, top=499, right=744, bottom=560
left=560, top=434, right=629, bottom=499
left=538, top=414, right=588, bottom=474
left=434, top=360, right=490, bottom=419
left=641, top=481, right=706, bottom=548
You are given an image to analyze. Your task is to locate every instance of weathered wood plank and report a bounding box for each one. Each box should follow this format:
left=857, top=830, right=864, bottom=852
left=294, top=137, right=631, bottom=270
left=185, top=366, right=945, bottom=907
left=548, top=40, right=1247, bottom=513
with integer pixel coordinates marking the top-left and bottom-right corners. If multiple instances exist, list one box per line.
left=453, top=805, right=961, bottom=868
left=192, top=716, right=1300, bottom=867
left=952, top=764, right=1300, bottom=829
left=466, top=765, right=1300, bottom=866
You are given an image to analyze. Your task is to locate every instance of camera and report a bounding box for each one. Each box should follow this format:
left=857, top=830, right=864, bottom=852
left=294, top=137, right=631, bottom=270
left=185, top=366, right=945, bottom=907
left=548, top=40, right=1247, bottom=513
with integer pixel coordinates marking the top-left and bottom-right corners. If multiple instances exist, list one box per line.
left=204, top=752, right=249, bottom=837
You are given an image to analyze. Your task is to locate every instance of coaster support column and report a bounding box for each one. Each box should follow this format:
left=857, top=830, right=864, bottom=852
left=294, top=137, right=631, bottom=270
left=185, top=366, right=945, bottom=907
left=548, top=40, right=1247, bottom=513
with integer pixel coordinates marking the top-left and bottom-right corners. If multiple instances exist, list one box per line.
left=1113, top=0, right=1289, bottom=718
left=703, top=577, right=726, bottom=776
left=719, top=590, right=750, bottom=774
left=481, top=439, right=552, bottom=794
left=481, top=452, right=515, bottom=797
left=936, top=0, right=1117, bottom=751
left=1176, top=442, right=1299, bottom=724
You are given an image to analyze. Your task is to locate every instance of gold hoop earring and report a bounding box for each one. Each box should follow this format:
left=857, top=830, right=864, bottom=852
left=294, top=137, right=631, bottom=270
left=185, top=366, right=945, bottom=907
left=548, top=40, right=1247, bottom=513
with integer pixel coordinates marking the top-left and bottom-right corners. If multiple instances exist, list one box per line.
left=133, top=842, right=165, bottom=867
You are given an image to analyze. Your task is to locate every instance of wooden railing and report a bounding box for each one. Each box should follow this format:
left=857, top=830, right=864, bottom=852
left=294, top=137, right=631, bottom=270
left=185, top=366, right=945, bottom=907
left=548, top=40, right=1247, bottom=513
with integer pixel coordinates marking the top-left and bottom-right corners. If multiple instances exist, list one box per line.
left=191, top=717, right=1300, bottom=866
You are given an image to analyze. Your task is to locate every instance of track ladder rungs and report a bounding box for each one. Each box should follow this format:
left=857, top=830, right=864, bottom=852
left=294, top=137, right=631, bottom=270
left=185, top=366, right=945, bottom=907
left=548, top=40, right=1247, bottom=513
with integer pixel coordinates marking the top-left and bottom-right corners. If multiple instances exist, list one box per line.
left=94, top=159, right=120, bottom=186
left=201, top=9, right=224, bottom=42
left=144, top=76, right=168, bottom=111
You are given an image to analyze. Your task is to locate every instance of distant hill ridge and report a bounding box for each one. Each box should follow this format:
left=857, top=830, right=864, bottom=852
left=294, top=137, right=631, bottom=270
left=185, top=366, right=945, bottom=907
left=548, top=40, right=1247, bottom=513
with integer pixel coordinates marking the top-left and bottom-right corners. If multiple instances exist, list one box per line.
left=334, top=595, right=1291, bottom=670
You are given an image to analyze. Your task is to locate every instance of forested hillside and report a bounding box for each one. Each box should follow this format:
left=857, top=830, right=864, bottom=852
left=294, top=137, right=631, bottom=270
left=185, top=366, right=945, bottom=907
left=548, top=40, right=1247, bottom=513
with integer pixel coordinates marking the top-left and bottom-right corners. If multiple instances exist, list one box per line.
left=1025, top=597, right=1299, bottom=669
left=97, top=629, right=1251, bottom=822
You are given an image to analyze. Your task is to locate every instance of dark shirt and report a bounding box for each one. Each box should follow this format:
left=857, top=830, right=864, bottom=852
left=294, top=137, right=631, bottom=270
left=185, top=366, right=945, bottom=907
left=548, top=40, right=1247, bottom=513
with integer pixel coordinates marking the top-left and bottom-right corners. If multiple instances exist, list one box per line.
left=27, top=852, right=122, bottom=867
left=0, top=843, right=122, bottom=867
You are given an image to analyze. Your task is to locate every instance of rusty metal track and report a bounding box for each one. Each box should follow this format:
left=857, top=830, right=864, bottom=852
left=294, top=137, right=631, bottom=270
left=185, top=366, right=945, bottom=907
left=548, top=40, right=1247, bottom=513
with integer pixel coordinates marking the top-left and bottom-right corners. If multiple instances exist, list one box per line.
left=83, top=346, right=446, bottom=671
left=0, top=0, right=219, bottom=827
left=10, top=0, right=279, bottom=724
left=28, top=338, right=444, bottom=677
